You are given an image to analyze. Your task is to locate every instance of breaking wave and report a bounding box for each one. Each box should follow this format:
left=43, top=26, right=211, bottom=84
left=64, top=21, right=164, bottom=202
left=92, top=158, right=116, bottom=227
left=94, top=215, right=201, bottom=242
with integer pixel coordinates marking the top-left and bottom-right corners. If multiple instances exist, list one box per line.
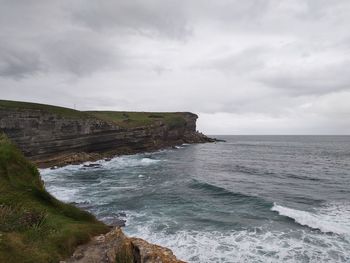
left=125, top=211, right=350, bottom=263
left=272, top=203, right=350, bottom=235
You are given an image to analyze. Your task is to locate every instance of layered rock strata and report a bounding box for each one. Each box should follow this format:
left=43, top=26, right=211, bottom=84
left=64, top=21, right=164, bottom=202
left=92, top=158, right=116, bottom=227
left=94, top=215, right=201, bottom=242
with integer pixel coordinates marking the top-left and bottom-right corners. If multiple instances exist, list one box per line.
left=0, top=104, right=214, bottom=167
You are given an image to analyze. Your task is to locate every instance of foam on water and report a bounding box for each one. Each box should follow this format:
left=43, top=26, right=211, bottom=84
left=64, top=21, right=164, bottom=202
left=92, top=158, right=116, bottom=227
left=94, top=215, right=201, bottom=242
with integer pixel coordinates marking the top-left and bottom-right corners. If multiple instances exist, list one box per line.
left=46, top=185, right=79, bottom=202
left=40, top=155, right=162, bottom=175
left=175, top=146, right=184, bottom=149
left=140, top=157, right=161, bottom=164
left=125, top=212, right=350, bottom=263
left=272, top=203, right=350, bottom=235
left=39, top=136, right=350, bottom=263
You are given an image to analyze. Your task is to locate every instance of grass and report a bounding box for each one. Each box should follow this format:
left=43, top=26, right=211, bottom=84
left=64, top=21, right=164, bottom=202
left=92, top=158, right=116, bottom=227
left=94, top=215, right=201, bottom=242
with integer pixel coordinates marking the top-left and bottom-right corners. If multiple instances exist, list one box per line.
left=0, top=100, right=93, bottom=119
left=0, top=100, right=191, bottom=129
left=0, top=133, right=109, bottom=263
left=87, top=111, right=187, bottom=129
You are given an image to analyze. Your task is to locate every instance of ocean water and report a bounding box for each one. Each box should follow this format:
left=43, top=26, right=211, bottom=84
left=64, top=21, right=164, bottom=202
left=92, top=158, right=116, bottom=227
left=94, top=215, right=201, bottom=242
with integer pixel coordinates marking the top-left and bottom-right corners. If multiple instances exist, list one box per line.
left=40, top=136, right=350, bottom=263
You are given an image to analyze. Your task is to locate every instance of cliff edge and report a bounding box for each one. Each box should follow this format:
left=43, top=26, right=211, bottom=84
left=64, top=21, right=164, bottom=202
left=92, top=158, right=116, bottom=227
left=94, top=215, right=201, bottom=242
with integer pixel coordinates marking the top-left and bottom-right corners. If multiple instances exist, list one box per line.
left=66, top=227, right=185, bottom=263
left=0, top=134, right=186, bottom=262
left=0, top=100, right=214, bottom=167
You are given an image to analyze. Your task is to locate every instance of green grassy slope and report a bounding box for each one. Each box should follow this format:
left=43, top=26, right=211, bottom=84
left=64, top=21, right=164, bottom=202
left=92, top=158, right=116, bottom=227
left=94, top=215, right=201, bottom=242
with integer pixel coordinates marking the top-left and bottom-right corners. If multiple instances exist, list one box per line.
left=0, top=100, right=189, bottom=129
left=0, top=100, right=93, bottom=119
left=0, top=134, right=109, bottom=263
left=87, top=111, right=187, bottom=128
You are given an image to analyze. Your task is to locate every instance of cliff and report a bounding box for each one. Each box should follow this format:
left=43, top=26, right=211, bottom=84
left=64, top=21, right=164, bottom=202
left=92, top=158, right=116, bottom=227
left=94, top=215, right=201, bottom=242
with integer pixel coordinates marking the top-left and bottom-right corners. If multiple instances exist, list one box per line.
left=66, top=227, right=185, bottom=263
left=0, top=133, right=109, bottom=262
left=0, top=100, right=214, bottom=167
left=0, top=134, right=185, bottom=262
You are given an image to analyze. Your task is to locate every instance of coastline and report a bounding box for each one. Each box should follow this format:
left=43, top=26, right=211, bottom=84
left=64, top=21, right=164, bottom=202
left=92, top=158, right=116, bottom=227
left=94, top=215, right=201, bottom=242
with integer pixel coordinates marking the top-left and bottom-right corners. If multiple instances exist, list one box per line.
left=34, top=132, right=217, bottom=169
left=0, top=100, right=217, bottom=169
left=0, top=100, right=218, bottom=262
left=0, top=132, right=194, bottom=262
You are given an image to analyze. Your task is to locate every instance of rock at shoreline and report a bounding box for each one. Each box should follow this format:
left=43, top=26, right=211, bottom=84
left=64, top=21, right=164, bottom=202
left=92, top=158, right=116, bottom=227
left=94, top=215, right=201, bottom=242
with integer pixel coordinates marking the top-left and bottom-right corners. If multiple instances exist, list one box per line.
left=82, top=163, right=102, bottom=169
left=109, top=218, right=126, bottom=227
left=65, top=227, right=186, bottom=263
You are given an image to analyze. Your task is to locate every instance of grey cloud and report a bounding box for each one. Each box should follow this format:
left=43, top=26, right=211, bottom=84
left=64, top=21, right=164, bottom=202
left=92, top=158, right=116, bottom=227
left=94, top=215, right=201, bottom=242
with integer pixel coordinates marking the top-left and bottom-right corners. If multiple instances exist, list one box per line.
left=195, top=47, right=268, bottom=74
left=43, top=31, right=119, bottom=76
left=0, top=43, right=42, bottom=79
left=1, top=0, right=350, bottom=134
left=258, top=60, right=350, bottom=96
left=70, top=0, right=191, bottom=40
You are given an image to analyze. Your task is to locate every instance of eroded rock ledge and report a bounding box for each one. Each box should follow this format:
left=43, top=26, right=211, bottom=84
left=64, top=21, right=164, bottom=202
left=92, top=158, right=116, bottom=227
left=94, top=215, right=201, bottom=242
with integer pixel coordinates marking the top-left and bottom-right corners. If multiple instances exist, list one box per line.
left=0, top=100, right=216, bottom=168
left=65, top=227, right=186, bottom=263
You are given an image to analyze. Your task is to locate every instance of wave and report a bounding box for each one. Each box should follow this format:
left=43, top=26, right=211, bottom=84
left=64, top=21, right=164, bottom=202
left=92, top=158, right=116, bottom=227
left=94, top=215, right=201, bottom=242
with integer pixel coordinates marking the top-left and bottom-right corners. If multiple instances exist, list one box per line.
left=271, top=203, right=350, bottom=235
left=188, top=179, right=271, bottom=207
left=102, top=156, right=161, bottom=168
left=41, top=156, right=162, bottom=175
left=45, top=185, right=79, bottom=202
left=125, top=211, right=350, bottom=263
left=140, top=157, right=161, bottom=164
left=285, top=174, right=322, bottom=182
left=232, top=164, right=324, bottom=183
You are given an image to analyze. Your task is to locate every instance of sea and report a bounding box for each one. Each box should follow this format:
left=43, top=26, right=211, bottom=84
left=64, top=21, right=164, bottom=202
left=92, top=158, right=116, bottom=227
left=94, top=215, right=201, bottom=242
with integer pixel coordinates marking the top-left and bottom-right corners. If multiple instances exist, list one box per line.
left=40, top=135, right=350, bottom=263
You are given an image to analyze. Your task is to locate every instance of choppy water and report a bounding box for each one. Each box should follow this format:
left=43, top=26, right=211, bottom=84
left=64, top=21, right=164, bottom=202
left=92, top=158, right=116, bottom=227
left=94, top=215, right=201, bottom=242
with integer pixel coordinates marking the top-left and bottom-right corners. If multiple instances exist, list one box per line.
left=40, top=136, right=350, bottom=262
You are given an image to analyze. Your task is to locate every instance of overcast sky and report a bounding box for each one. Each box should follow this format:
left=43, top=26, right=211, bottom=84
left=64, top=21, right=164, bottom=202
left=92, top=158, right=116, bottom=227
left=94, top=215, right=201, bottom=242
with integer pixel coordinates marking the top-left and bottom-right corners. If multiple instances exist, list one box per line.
left=1, top=0, right=350, bottom=134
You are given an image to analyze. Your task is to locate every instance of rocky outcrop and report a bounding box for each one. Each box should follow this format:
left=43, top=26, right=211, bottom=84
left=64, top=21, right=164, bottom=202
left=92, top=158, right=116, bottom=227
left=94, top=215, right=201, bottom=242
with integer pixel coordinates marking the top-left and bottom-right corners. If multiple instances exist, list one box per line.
left=0, top=101, right=214, bottom=167
left=65, top=227, right=185, bottom=263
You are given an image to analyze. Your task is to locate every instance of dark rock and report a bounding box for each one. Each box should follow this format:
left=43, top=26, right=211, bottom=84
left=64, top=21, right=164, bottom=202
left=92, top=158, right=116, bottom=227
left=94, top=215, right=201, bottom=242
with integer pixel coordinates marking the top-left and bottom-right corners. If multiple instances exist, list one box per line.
left=213, top=138, right=226, bottom=142
left=109, top=218, right=126, bottom=227
left=116, top=212, right=126, bottom=218
left=82, top=163, right=102, bottom=168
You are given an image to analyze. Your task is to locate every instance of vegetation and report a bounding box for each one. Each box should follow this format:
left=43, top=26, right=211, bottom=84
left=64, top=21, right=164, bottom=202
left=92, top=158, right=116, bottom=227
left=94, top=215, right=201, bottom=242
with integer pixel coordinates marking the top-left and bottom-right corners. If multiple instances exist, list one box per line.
left=0, top=134, right=109, bottom=263
left=87, top=111, right=187, bottom=128
left=0, top=100, right=189, bottom=129
left=0, top=100, right=92, bottom=119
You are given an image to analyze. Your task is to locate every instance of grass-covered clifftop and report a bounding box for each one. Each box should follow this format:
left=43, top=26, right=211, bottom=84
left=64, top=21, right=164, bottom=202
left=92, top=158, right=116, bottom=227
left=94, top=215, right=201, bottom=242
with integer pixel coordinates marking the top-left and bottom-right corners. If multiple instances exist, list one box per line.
left=87, top=111, right=188, bottom=128
left=0, top=100, right=92, bottom=119
left=0, top=99, right=210, bottom=168
left=0, top=134, right=109, bottom=262
left=0, top=100, right=192, bottom=129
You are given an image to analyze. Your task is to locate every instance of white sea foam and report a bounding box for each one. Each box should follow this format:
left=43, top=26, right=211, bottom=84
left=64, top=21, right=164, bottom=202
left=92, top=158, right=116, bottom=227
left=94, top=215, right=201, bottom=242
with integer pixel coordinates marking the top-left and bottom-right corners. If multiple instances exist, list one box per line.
left=95, top=156, right=162, bottom=169
left=272, top=203, right=350, bottom=235
left=45, top=185, right=78, bottom=202
left=124, top=211, right=350, bottom=263
left=39, top=164, right=79, bottom=176
left=140, top=157, right=160, bottom=164
left=40, top=155, right=162, bottom=177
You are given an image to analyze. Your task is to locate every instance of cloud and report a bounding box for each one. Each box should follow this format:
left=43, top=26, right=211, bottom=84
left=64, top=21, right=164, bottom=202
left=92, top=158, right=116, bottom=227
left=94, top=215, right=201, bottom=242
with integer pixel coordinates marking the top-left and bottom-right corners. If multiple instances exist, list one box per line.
left=193, top=47, right=269, bottom=75
left=70, top=0, right=192, bottom=40
left=1, top=0, right=350, bottom=134
left=42, top=30, right=120, bottom=76
left=258, top=59, right=350, bottom=96
left=0, top=42, right=42, bottom=79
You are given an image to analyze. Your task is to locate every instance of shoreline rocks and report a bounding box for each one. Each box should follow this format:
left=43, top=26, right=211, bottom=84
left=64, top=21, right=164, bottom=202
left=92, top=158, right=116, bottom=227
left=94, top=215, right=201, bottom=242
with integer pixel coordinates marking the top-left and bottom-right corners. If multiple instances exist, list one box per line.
left=65, top=227, right=186, bottom=263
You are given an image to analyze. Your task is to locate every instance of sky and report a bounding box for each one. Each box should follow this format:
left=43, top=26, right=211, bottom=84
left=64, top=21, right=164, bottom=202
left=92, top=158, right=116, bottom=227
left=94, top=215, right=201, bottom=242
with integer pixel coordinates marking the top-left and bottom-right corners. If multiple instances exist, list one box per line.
left=1, top=0, right=350, bottom=135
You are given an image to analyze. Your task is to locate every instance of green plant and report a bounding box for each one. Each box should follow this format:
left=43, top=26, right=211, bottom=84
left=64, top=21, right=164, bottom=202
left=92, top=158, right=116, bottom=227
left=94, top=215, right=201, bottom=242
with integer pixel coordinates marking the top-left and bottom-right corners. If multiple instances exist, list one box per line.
left=0, top=134, right=109, bottom=262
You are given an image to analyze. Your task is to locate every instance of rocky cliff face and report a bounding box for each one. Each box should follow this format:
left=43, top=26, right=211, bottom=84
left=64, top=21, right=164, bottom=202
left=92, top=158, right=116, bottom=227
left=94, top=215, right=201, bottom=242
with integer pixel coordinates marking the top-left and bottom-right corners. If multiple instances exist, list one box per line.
left=0, top=132, right=186, bottom=263
left=0, top=101, right=213, bottom=167
left=66, top=227, right=185, bottom=263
